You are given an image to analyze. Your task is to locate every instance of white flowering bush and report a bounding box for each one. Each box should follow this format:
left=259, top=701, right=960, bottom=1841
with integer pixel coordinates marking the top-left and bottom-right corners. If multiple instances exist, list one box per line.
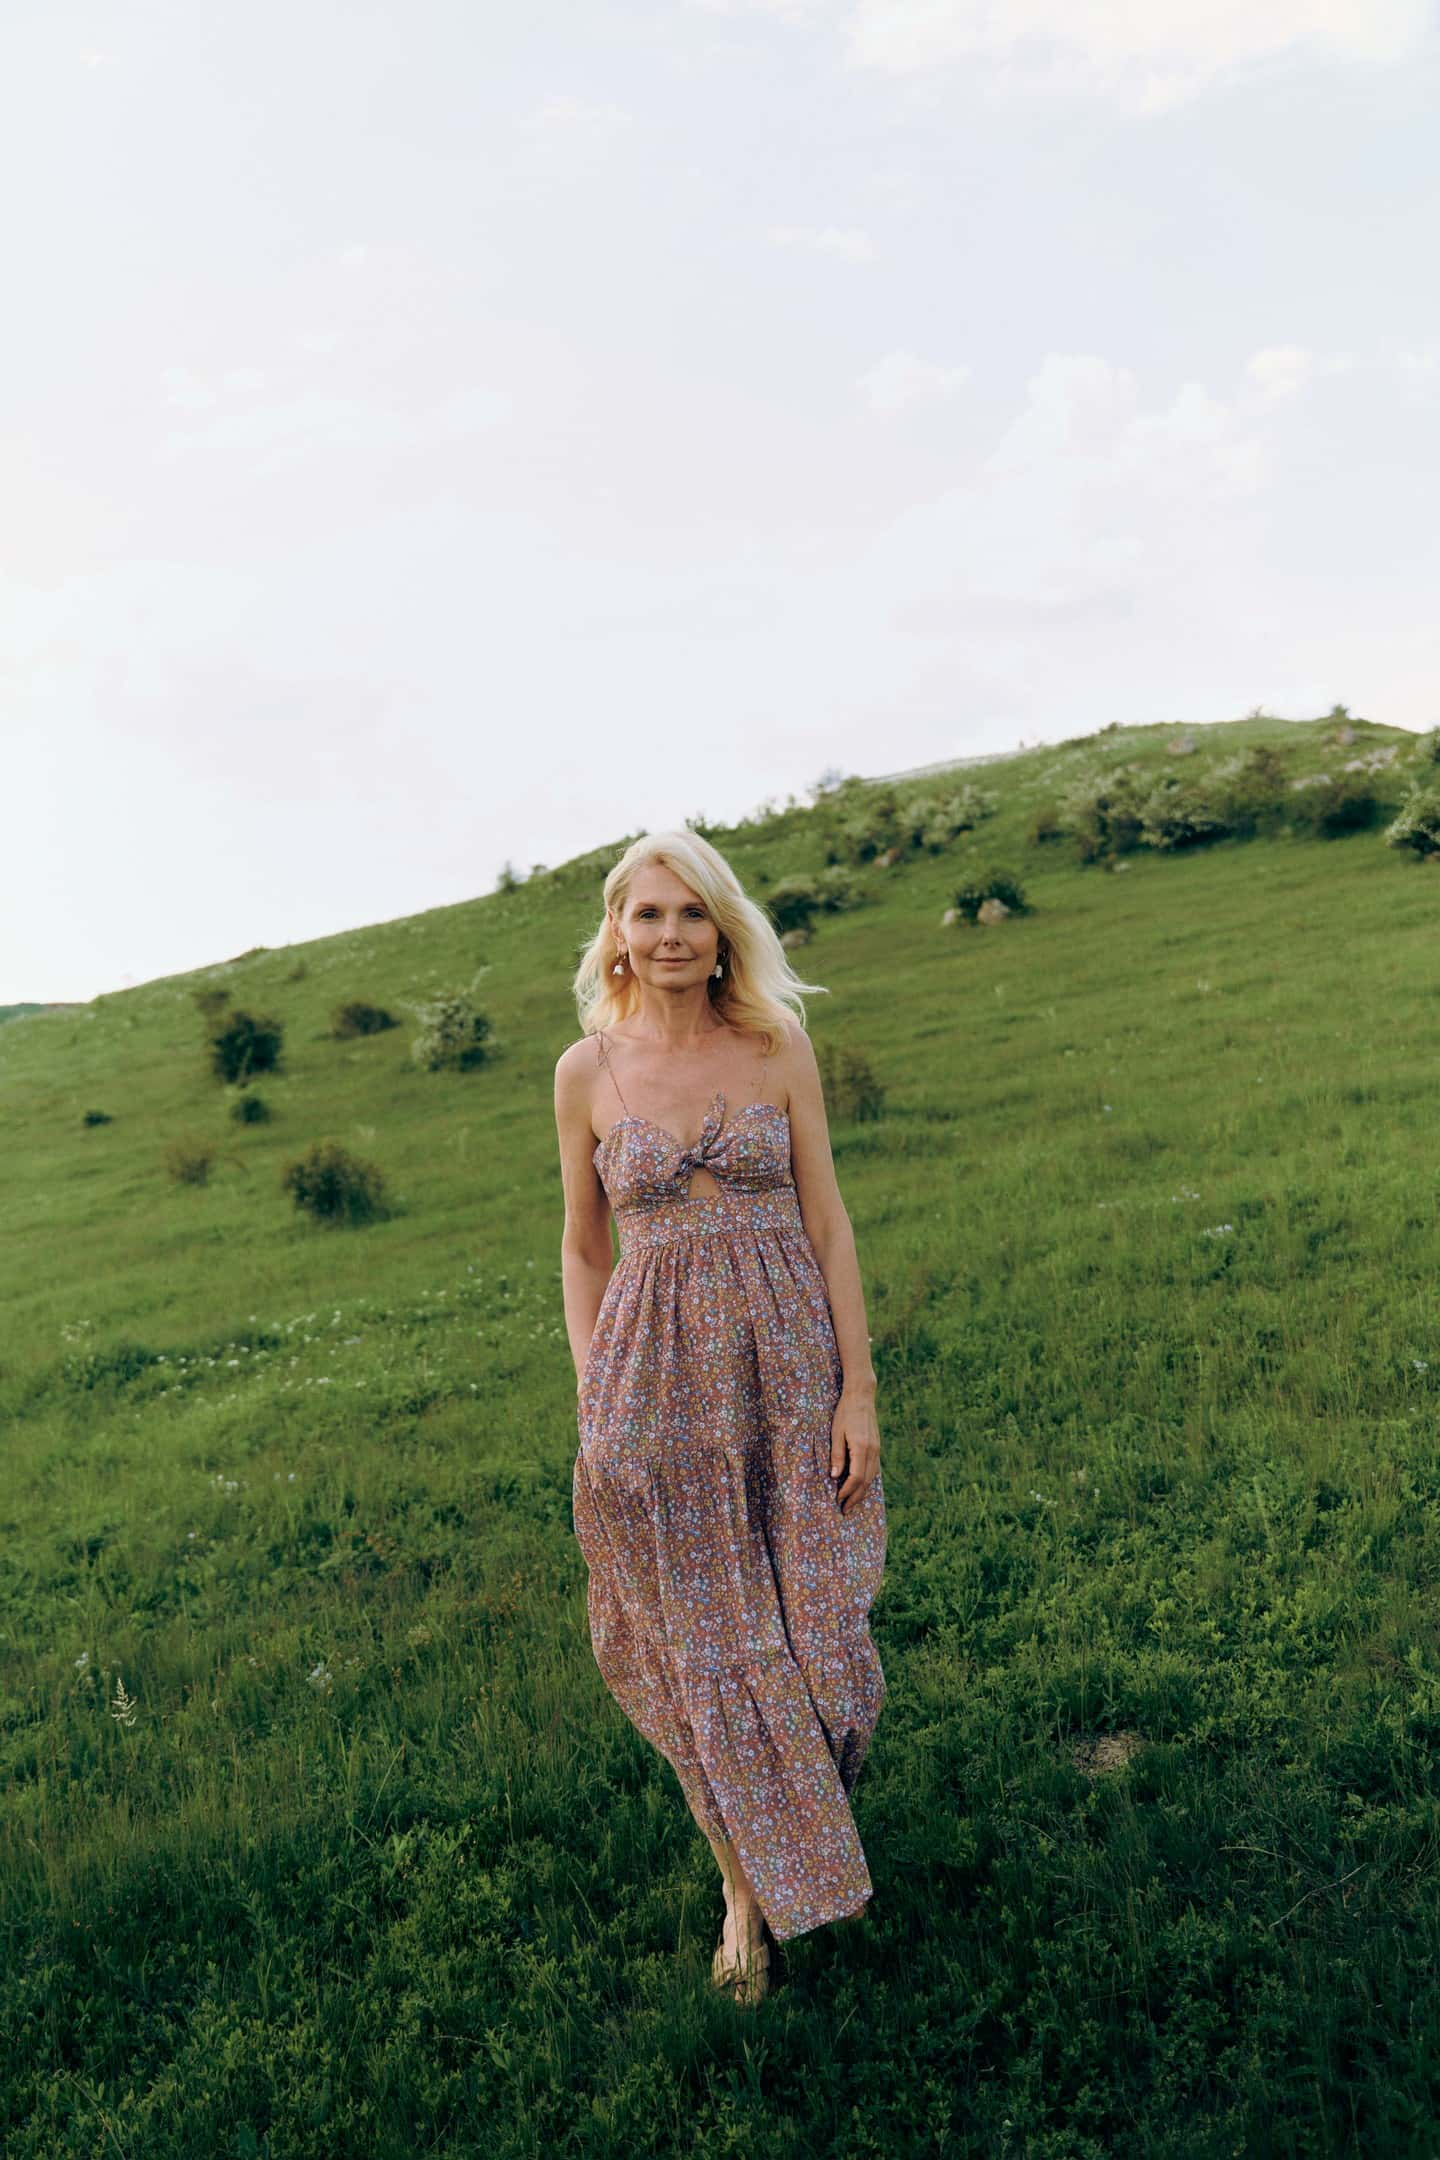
left=409, top=991, right=495, bottom=1073
left=1056, top=761, right=1149, bottom=863
left=1136, top=773, right=1233, bottom=853
left=1385, top=782, right=1440, bottom=859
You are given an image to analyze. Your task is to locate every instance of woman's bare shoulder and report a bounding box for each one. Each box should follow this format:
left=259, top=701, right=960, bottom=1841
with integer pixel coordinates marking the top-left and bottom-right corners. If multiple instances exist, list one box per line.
left=554, top=1034, right=605, bottom=1087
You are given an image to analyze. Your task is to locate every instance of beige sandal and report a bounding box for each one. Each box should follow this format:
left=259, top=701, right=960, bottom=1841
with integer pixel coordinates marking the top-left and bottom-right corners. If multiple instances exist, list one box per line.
left=711, top=1917, right=772, bottom=2007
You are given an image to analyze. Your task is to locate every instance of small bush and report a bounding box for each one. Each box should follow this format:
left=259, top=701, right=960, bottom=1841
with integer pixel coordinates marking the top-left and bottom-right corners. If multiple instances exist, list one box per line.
left=814, top=865, right=866, bottom=913
left=81, top=1109, right=112, bottom=1127
left=817, top=1042, right=886, bottom=1123
left=952, top=867, right=1030, bottom=922
left=207, top=1006, right=284, bottom=1085
left=1057, top=763, right=1148, bottom=863
left=1419, top=726, right=1440, bottom=766
left=231, top=1092, right=271, bottom=1125
left=164, top=1135, right=217, bottom=1186
left=1028, top=803, right=1065, bottom=846
left=1385, top=783, right=1440, bottom=859
left=410, top=992, right=494, bottom=1073
left=765, top=877, right=823, bottom=935
left=821, top=781, right=905, bottom=865
left=331, top=999, right=398, bottom=1039
left=1211, top=744, right=1291, bottom=837
left=280, top=1139, right=389, bottom=1227
left=1287, top=774, right=1385, bottom=838
left=1137, top=775, right=1233, bottom=853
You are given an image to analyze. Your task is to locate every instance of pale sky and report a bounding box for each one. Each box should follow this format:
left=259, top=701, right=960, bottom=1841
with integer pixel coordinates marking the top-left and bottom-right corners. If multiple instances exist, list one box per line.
left=3, top=1, right=1437, bottom=1003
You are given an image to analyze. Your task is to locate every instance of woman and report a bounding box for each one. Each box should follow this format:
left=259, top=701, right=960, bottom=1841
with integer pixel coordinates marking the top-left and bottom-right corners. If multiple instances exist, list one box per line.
left=554, top=830, right=887, bottom=2008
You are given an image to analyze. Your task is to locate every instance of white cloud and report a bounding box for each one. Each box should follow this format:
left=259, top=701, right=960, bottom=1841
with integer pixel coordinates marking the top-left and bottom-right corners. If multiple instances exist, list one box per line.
left=769, top=222, right=875, bottom=259
left=856, top=351, right=1272, bottom=646
left=1244, top=345, right=1355, bottom=400
left=717, top=0, right=1436, bottom=106
left=857, top=347, right=970, bottom=411
left=981, top=353, right=1263, bottom=500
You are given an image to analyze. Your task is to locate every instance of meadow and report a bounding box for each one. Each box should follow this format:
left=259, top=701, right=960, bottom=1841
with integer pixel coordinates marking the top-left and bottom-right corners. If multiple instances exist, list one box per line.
left=4, top=714, right=1440, bottom=2157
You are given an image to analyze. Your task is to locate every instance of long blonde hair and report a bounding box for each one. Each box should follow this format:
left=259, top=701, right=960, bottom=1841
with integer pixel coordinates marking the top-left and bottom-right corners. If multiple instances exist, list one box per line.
left=572, top=829, right=828, bottom=1057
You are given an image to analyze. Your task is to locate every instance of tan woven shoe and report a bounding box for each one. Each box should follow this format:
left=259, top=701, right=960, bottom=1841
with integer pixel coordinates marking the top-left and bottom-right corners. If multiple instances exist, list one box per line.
left=711, top=1915, right=772, bottom=2007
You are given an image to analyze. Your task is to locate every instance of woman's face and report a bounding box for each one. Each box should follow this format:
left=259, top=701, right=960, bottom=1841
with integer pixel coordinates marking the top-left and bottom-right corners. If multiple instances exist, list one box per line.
left=613, top=866, right=721, bottom=988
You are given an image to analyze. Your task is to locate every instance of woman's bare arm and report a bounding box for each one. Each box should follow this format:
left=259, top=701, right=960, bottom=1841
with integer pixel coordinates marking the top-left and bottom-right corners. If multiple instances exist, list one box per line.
left=554, top=1041, right=616, bottom=1389
left=781, top=1025, right=878, bottom=1405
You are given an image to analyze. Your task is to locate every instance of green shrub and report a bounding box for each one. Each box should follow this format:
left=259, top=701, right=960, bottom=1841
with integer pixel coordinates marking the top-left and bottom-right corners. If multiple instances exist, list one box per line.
left=819, top=779, right=905, bottom=865
left=1385, top=783, right=1440, bottom=859
left=765, top=876, right=823, bottom=934
left=1210, top=744, right=1292, bottom=837
left=814, top=865, right=865, bottom=912
left=207, top=1006, right=284, bottom=1086
left=1057, top=763, right=1148, bottom=863
left=230, top=1092, right=271, bottom=1125
left=952, top=867, right=1030, bottom=922
left=1137, top=775, right=1233, bottom=853
left=280, top=1138, right=389, bottom=1226
left=1028, top=803, right=1065, bottom=846
left=163, top=1134, right=216, bottom=1186
left=410, top=992, right=494, bottom=1073
left=331, top=999, right=398, bottom=1039
left=1287, top=774, right=1385, bottom=838
left=1419, top=726, right=1440, bottom=766
left=81, top=1109, right=112, bottom=1127
left=817, top=1041, right=886, bottom=1123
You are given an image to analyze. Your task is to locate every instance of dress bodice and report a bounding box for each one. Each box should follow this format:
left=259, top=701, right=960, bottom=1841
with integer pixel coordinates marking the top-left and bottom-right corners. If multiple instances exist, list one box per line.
left=593, top=1091, right=793, bottom=1216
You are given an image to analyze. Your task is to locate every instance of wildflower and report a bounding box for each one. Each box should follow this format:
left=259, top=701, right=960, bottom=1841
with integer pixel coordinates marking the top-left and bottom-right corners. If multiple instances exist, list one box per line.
left=1414, top=1360, right=1429, bottom=1373
left=308, top=1661, right=334, bottom=1692
left=1201, top=1223, right=1234, bottom=1237
left=74, top=1650, right=90, bottom=1670
left=111, top=1675, right=138, bottom=1727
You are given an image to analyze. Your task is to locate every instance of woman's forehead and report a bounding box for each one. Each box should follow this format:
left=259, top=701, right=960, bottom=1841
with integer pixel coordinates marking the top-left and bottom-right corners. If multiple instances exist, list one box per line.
left=623, top=869, right=705, bottom=906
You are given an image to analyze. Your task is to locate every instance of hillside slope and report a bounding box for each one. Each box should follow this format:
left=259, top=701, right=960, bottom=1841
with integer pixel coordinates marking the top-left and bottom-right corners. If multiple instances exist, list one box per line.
left=4, top=709, right=1440, bottom=2153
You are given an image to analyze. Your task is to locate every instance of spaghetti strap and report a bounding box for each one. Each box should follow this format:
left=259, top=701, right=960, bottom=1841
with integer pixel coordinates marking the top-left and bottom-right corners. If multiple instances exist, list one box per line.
left=596, top=1027, right=629, bottom=1118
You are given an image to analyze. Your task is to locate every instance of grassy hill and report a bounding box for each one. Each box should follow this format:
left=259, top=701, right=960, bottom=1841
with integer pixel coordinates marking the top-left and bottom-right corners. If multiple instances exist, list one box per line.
left=4, top=711, right=1440, bottom=2155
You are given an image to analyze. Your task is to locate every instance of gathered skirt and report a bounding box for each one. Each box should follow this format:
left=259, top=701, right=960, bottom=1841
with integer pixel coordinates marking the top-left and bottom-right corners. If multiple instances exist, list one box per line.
left=572, top=1186, right=887, bottom=1943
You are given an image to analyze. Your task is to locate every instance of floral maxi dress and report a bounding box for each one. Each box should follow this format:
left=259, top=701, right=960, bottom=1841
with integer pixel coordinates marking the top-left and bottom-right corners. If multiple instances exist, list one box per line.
left=572, top=1029, right=888, bottom=1943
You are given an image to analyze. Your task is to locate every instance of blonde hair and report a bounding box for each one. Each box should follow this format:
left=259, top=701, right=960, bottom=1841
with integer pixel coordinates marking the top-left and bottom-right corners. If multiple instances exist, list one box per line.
left=572, top=829, right=828, bottom=1057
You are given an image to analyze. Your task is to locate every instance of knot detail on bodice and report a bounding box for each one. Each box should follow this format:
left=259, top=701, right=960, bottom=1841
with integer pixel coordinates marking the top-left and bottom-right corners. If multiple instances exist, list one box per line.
left=673, top=1091, right=726, bottom=1173
left=593, top=1093, right=793, bottom=1218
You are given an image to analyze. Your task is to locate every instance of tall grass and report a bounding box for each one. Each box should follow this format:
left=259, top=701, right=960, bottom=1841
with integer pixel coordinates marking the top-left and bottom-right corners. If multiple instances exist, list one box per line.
left=3, top=715, right=1439, bottom=2155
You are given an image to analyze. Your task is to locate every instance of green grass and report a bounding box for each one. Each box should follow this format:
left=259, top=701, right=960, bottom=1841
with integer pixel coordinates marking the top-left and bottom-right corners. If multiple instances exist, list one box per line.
left=4, top=713, right=1440, bottom=2156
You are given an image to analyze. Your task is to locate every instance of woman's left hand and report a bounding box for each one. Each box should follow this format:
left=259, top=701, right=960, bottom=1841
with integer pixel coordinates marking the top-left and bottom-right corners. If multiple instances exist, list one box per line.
left=830, top=1393, right=881, bottom=1517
